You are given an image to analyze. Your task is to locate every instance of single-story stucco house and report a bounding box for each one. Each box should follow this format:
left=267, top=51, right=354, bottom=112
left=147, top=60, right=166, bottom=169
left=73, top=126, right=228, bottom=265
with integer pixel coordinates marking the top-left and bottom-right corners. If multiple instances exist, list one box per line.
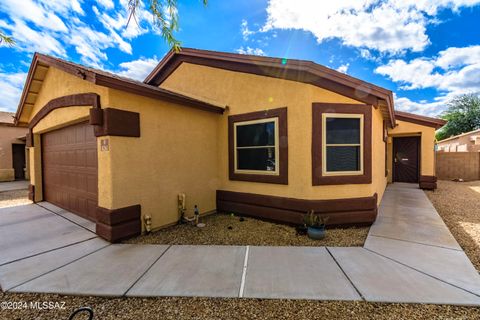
left=0, top=111, right=28, bottom=182
left=14, top=48, right=446, bottom=242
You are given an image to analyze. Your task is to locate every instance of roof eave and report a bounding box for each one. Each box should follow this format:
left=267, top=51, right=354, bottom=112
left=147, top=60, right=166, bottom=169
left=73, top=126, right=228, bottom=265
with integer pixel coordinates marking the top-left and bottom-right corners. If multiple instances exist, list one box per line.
left=145, top=48, right=396, bottom=126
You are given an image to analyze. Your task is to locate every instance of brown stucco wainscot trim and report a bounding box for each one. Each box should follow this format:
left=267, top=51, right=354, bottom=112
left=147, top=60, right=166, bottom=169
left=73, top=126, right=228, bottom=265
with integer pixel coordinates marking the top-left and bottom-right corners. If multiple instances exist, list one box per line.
left=312, top=103, right=372, bottom=185
left=217, top=190, right=378, bottom=226
left=228, top=107, right=288, bottom=185
left=96, top=204, right=141, bottom=242
left=419, top=175, right=437, bottom=190
left=93, top=108, right=140, bottom=137
left=28, top=184, right=35, bottom=202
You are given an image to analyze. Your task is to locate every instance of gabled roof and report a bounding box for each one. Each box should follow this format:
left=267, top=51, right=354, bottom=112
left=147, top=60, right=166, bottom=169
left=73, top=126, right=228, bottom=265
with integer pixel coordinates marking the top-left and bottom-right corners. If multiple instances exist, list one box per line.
left=15, top=53, right=225, bottom=125
left=144, top=48, right=396, bottom=127
left=395, top=111, right=447, bottom=129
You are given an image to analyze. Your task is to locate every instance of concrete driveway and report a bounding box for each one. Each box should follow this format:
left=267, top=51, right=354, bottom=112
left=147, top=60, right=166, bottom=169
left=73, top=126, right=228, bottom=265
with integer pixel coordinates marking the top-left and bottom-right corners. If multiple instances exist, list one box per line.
left=1, top=184, right=480, bottom=305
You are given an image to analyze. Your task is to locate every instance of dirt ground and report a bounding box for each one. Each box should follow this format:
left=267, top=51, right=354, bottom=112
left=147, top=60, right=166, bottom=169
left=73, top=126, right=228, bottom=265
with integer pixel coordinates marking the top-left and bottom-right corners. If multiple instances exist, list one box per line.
left=425, top=180, right=480, bottom=271
left=1, top=185, right=480, bottom=319
left=125, top=213, right=369, bottom=247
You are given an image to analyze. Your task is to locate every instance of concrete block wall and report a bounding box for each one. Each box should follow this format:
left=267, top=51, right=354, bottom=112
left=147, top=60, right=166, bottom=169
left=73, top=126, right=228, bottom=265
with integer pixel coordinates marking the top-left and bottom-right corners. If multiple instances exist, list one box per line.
left=436, top=152, right=480, bottom=181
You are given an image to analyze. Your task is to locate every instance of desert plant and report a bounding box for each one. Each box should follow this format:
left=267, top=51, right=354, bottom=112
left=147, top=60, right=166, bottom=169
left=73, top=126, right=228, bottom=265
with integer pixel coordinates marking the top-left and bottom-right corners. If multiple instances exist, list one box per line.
left=303, top=210, right=329, bottom=228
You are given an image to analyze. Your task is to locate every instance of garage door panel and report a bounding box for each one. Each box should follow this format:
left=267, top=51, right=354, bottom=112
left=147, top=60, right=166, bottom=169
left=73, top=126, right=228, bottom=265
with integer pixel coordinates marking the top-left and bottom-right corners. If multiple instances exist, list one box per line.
left=42, top=122, right=98, bottom=221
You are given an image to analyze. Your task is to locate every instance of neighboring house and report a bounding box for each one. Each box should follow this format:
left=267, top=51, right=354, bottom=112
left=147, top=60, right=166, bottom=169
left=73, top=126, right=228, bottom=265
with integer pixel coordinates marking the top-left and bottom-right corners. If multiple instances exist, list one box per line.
left=437, top=128, right=480, bottom=152
left=0, top=111, right=28, bottom=182
left=14, top=49, right=446, bottom=242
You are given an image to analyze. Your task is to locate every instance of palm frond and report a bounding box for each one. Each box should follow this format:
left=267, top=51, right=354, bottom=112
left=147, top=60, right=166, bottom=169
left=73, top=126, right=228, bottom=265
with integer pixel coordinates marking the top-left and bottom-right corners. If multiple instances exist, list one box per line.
left=126, top=0, right=207, bottom=51
left=0, top=31, right=15, bottom=46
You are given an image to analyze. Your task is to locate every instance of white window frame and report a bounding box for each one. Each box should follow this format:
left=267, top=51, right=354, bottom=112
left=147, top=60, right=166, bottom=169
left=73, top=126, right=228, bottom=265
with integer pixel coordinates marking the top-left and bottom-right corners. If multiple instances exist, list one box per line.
left=233, top=117, right=280, bottom=176
left=322, top=113, right=364, bottom=176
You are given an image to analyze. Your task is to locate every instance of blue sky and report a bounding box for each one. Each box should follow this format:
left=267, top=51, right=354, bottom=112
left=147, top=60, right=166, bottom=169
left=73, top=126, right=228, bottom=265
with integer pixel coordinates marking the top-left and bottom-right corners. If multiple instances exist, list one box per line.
left=1, top=0, right=479, bottom=116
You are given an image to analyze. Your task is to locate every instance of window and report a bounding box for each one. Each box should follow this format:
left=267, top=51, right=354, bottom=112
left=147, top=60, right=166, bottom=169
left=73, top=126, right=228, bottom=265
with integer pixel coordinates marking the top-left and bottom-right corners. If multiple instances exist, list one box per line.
left=312, top=103, right=372, bottom=185
left=228, top=107, right=288, bottom=184
left=322, top=114, right=363, bottom=175
left=234, top=118, right=279, bottom=174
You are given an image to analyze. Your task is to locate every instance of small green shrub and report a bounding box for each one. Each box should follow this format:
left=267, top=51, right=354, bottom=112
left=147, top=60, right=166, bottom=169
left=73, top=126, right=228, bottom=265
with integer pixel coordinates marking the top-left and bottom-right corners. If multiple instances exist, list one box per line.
left=303, top=210, right=329, bottom=228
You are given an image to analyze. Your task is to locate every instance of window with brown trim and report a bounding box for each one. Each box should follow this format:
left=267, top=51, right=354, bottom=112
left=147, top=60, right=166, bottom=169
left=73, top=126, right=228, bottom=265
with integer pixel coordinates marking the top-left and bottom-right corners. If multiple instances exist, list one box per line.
left=228, top=107, right=288, bottom=184
left=312, top=103, right=372, bottom=185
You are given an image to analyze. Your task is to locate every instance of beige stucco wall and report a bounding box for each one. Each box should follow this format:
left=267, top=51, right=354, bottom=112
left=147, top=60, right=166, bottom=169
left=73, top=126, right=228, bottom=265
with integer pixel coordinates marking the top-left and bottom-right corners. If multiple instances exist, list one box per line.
left=103, top=89, right=219, bottom=229
left=0, top=125, right=28, bottom=181
left=371, top=107, right=388, bottom=202
left=23, top=66, right=219, bottom=230
left=161, top=62, right=387, bottom=203
left=387, top=119, right=436, bottom=182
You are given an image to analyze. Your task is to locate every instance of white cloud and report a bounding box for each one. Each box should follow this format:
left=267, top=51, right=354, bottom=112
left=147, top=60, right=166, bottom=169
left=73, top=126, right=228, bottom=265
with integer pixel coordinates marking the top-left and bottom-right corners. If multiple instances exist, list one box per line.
left=241, top=20, right=255, bottom=41
left=262, top=0, right=480, bottom=54
left=0, top=19, right=66, bottom=56
left=236, top=47, right=266, bottom=56
left=436, top=45, right=480, bottom=69
left=0, top=0, right=68, bottom=32
left=336, top=63, right=350, bottom=74
left=394, top=93, right=453, bottom=116
left=375, top=45, right=480, bottom=93
left=376, top=45, right=480, bottom=116
left=97, top=0, right=115, bottom=10
left=0, top=0, right=154, bottom=67
left=116, top=57, right=159, bottom=81
left=0, top=72, right=27, bottom=112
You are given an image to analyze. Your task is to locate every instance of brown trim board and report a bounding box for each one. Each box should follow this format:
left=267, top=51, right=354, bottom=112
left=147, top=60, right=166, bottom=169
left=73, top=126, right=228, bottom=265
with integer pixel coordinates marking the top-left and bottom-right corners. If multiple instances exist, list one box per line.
left=28, top=93, right=100, bottom=130
left=395, top=111, right=446, bottom=129
left=28, top=93, right=140, bottom=141
left=217, top=190, right=378, bottom=226
left=15, top=53, right=224, bottom=125
left=28, top=184, right=35, bottom=202
left=312, top=103, right=372, bottom=185
left=419, top=175, right=437, bottom=190
left=96, top=204, right=141, bottom=242
left=228, top=107, right=288, bottom=184
left=144, top=48, right=395, bottom=127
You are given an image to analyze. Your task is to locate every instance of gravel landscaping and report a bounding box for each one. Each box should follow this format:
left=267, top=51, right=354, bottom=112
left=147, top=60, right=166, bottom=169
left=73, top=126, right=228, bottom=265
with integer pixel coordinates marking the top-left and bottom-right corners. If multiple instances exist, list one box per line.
left=1, top=291, right=480, bottom=320
left=425, top=180, right=480, bottom=271
left=125, top=213, right=369, bottom=247
left=0, top=190, right=31, bottom=208
left=2, top=184, right=480, bottom=319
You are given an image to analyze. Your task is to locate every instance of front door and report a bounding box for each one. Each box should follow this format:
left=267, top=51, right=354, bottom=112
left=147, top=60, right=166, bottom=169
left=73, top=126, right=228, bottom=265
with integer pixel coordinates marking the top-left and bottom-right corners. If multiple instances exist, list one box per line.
left=393, top=137, right=420, bottom=183
left=12, top=144, right=26, bottom=180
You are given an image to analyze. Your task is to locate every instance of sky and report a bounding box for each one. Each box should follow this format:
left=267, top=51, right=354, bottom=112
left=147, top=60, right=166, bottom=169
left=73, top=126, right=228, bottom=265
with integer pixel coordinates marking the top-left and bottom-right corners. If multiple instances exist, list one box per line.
left=0, top=0, right=479, bottom=116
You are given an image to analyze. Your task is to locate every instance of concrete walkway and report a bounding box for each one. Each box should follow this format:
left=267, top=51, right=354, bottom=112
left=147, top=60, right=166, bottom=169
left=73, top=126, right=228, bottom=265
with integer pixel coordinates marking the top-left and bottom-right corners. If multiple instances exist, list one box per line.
left=1, top=183, right=480, bottom=305
left=0, top=180, right=29, bottom=192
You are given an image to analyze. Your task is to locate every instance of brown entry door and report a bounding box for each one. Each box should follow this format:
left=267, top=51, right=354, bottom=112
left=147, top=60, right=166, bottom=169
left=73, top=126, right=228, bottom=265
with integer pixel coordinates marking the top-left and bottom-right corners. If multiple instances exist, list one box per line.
left=42, top=122, right=98, bottom=221
left=12, top=144, right=26, bottom=180
left=393, top=137, right=420, bottom=183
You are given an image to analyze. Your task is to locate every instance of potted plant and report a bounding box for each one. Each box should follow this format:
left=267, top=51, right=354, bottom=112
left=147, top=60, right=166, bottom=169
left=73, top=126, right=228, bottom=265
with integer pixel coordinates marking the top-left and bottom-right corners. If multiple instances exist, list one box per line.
left=304, top=210, right=329, bottom=240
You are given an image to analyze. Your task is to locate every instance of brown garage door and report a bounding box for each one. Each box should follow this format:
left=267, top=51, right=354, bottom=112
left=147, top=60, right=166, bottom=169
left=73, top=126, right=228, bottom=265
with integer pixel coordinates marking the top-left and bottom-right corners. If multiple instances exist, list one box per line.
left=42, top=121, right=98, bottom=221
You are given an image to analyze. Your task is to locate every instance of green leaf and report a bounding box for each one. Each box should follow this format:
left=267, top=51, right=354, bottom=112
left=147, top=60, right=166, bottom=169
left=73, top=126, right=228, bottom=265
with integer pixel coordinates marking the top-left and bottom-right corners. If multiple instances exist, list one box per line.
left=126, top=0, right=207, bottom=50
